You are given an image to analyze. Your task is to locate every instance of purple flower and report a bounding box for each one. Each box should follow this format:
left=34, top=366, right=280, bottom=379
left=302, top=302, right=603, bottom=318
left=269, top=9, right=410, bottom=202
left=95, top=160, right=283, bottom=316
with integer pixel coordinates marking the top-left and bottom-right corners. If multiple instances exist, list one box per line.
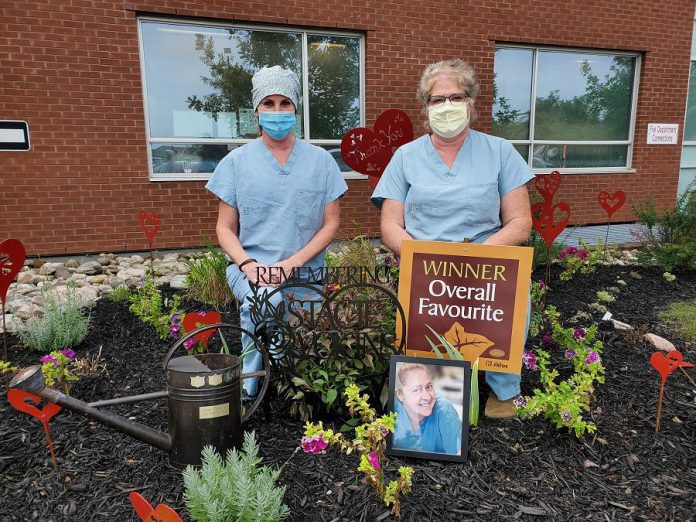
left=368, top=451, right=381, bottom=470
left=523, top=350, right=538, bottom=371
left=573, top=328, right=586, bottom=341
left=585, top=351, right=600, bottom=365
left=184, top=338, right=196, bottom=351
left=196, top=311, right=206, bottom=317
left=513, top=395, right=527, bottom=408
left=566, top=246, right=578, bottom=255
left=170, top=313, right=181, bottom=324
left=577, top=250, right=589, bottom=261
left=169, top=324, right=181, bottom=338
left=301, top=434, right=328, bottom=455
left=542, top=334, right=557, bottom=349
left=379, top=425, right=389, bottom=437
left=565, top=349, right=577, bottom=359
left=561, top=410, right=572, bottom=423
left=40, top=355, right=59, bottom=367
left=538, top=280, right=546, bottom=289
left=60, top=348, right=76, bottom=361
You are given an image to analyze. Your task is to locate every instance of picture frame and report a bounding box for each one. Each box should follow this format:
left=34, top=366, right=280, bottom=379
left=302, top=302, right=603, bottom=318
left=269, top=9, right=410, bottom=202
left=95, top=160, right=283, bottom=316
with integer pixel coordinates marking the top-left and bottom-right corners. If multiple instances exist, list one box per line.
left=387, top=355, right=470, bottom=463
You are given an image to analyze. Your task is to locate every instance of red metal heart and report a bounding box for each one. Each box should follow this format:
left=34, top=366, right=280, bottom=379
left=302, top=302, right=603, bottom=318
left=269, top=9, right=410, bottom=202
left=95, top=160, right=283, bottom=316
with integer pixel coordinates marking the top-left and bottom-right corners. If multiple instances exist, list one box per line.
left=139, top=211, right=159, bottom=242
left=183, top=311, right=222, bottom=348
left=129, top=492, right=183, bottom=522
left=0, top=238, right=26, bottom=304
left=531, top=200, right=571, bottom=248
left=597, top=190, right=626, bottom=219
left=650, top=350, right=694, bottom=384
left=534, top=171, right=561, bottom=203
left=340, top=109, right=414, bottom=180
left=7, top=389, right=62, bottom=422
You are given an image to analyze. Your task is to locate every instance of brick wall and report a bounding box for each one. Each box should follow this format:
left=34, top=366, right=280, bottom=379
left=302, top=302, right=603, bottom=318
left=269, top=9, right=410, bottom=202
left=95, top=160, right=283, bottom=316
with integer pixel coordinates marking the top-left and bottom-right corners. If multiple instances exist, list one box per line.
left=1, top=1, right=692, bottom=255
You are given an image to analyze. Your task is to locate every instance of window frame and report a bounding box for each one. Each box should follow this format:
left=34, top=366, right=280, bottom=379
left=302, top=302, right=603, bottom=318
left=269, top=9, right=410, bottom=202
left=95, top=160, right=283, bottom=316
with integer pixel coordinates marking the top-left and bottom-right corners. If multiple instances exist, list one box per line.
left=137, top=16, right=366, bottom=181
left=681, top=20, right=696, bottom=165
left=494, top=44, right=642, bottom=174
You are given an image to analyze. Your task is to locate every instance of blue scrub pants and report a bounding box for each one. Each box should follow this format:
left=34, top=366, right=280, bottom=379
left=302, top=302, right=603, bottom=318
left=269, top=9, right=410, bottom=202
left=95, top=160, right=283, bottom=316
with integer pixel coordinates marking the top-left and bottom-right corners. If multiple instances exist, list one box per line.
left=485, top=291, right=532, bottom=401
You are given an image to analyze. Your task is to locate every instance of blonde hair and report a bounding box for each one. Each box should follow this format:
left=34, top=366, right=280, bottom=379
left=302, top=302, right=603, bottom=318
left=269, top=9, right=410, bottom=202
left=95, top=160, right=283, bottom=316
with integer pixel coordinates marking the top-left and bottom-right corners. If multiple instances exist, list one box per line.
left=417, top=59, right=479, bottom=129
left=395, top=363, right=432, bottom=393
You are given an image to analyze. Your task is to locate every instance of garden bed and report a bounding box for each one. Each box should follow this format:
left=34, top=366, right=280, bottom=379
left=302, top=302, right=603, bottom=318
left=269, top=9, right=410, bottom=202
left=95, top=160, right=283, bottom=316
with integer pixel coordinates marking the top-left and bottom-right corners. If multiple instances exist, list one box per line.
left=1, top=264, right=695, bottom=521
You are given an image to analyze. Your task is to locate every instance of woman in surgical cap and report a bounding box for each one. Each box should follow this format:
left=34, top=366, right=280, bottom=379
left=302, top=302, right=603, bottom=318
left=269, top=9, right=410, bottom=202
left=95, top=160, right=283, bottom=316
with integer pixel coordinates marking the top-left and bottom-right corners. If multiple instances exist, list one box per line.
left=206, top=66, right=348, bottom=396
left=371, top=59, right=533, bottom=419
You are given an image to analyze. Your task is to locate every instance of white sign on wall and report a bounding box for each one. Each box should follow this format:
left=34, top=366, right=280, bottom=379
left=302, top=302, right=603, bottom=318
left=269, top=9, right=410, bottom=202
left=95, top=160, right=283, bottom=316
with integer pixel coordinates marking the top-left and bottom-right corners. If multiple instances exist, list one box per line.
left=647, top=123, right=679, bottom=144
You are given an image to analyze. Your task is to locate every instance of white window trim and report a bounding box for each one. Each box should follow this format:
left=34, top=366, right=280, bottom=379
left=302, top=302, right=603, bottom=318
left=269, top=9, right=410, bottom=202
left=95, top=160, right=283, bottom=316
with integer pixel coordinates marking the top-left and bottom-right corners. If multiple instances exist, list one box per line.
left=495, top=44, right=641, bottom=173
left=137, top=16, right=366, bottom=181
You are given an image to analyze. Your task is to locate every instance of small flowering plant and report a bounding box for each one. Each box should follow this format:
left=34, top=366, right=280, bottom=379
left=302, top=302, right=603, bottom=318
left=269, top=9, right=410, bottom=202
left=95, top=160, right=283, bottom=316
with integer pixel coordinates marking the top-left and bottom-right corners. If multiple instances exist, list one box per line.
left=558, top=239, right=603, bottom=281
left=515, top=306, right=605, bottom=437
left=40, top=348, right=79, bottom=394
left=529, top=279, right=548, bottom=338
left=301, top=383, right=414, bottom=517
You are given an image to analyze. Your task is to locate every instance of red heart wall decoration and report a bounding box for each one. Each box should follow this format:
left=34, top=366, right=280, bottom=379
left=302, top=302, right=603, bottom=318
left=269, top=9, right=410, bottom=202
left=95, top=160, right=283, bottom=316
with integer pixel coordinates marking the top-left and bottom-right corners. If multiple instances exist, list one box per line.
left=534, top=171, right=562, bottom=203
left=531, top=201, right=571, bottom=248
left=597, top=190, right=626, bottom=219
left=7, top=389, right=62, bottom=422
left=183, top=311, right=222, bottom=348
left=340, top=109, right=414, bottom=186
left=139, top=211, right=159, bottom=243
left=129, top=492, right=183, bottom=522
left=0, top=238, right=26, bottom=304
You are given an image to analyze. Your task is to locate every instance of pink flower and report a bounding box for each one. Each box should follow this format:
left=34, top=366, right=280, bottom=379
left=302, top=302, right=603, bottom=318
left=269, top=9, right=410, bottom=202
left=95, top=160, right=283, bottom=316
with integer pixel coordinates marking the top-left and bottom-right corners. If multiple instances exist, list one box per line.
left=368, top=451, right=381, bottom=470
left=538, top=280, right=546, bottom=289
left=60, top=348, right=76, bottom=361
left=565, top=349, right=577, bottom=359
left=184, top=338, right=196, bottom=351
left=585, top=351, right=600, bottom=365
left=169, top=324, right=181, bottom=338
left=196, top=311, right=206, bottom=317
left=577, top=250, right=589, bottom=261
left=301, top=434, right=328, bottom=455
left=170, top=313, right=181, bottom=324
left=573, top=328, right=586, bottom=341
left=40, top=355, right=59, bottom=367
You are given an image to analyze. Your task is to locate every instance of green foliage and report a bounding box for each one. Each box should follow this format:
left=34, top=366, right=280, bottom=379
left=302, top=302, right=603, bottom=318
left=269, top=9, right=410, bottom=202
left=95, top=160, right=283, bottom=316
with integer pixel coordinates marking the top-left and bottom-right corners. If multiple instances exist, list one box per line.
left=0, top=361, right=18, bottom=374
left=529, top=228, right=565, bottom=271
left=40, top=349, right=78, bottom=394
left=558, top=240, right=603, bottom=282
left=302, top=384, right=413, bottom=517
left=515, top=307, right=605, bottom=437
left=185, top=244, right=234, bottom=310
left=596, top=290, right=615, bottom=303
left=183, top=432, right=290, bottom=522
left=17, top=284, right=91, bottom=352
left=663, top=271, right=677, bottom=282
left=659, top=299, right=696, bottom=343
left=128, top=277, right=184, bottom=340
left=529, top=279, right=548, bottom=338
left=633, top=186, right=696, bottom=271
left=109, top=284, right=131, bottom=302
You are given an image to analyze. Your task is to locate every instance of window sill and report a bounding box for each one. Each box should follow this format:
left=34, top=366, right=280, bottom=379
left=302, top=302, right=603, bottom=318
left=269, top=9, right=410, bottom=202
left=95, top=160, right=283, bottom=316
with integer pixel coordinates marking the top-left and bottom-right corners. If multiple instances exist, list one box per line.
left=531, top=168, right=637, bottom=175
left=149, top=171, right=370, bottom=182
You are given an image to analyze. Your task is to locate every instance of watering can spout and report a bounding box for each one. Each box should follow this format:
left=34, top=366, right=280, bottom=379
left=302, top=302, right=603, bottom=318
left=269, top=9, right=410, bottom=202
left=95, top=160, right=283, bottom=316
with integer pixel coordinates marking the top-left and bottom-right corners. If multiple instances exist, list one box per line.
left=9, top=366, right=172, bottom=453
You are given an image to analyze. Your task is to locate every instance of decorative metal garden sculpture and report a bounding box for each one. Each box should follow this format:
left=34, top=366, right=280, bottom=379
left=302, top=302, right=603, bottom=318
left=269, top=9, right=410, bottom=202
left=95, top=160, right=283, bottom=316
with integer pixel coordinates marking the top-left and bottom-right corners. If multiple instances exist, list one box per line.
left=0, top=238, right=25, bottom=361
left=531, top=171, right=570, bottom=282
left=650, top=350, right=694, bottom=432
left=9, top=325, right=270, bottom=468
left=129, top=491, right=182, bottom=522
left=340, top=109, right=414, bottom=187
left=139, top=210, right=159, bottom=275
left=597, top=189, right=627, bottom=259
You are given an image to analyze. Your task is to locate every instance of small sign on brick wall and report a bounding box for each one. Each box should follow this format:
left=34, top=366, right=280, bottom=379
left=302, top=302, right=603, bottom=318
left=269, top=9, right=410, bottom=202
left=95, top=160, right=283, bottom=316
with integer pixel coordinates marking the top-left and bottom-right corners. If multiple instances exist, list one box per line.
left=647, top=123, right=679, bottom=144
left=0, top=121, right=30, bottom=151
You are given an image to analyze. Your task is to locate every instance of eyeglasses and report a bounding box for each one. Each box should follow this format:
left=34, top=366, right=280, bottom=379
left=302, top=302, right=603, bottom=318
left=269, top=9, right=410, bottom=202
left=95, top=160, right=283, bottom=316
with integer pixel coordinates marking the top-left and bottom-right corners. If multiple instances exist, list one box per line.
left=426, top=93, right=469, bottom=107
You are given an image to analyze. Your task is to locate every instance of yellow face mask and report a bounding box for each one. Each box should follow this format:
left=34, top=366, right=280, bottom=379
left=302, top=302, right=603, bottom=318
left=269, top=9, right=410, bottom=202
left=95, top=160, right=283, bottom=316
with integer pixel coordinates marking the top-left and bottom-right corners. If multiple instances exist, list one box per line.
left=428, top=101, right=469, bottom=139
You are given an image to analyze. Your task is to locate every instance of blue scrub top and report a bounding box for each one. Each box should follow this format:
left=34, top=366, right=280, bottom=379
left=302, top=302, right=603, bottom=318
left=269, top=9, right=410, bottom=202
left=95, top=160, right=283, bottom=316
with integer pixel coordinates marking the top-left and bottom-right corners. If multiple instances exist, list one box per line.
left=371, top=131, right=534, bottom=244
left=206, top=139, right=348, bottom=271
left=393, top=395, right=462, bottom=454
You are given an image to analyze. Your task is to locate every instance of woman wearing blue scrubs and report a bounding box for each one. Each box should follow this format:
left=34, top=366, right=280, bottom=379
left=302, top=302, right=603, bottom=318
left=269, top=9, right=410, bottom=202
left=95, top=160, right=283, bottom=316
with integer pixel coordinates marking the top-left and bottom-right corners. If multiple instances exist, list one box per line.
left=206, top=66, right=348, bottom=395
left=371, top=59, right=533, bottom=418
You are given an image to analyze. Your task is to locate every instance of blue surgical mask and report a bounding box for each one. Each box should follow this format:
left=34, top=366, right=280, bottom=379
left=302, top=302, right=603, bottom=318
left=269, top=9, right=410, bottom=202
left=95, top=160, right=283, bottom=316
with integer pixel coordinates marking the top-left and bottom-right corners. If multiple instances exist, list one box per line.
left=258, top=111, right=296, bottom=140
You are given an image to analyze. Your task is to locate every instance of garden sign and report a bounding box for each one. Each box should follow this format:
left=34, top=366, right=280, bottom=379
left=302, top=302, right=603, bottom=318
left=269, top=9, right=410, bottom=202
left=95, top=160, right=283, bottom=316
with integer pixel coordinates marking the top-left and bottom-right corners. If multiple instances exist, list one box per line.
left=397, top=240, right=533, bottom=374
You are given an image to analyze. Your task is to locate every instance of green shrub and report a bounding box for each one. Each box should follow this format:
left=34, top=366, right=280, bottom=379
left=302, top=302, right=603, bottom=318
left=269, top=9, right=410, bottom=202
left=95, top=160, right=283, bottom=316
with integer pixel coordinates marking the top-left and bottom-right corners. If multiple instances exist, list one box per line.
left=633, top=185, right=696, bottom=271
left=17, top=284, right=91, bottom=352
left=183, top=432, right=290, bottom=522
left=128, top=276, right=183, bottom=340
left=185, top=244, right=233, bottom=310
left=109, top=284, right=131, bottom=302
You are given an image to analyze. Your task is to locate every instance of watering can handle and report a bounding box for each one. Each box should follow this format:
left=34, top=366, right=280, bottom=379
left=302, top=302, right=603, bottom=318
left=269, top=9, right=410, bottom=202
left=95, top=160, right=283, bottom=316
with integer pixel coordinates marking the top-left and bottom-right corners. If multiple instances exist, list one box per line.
left=162, top=323, right=271, bottom=423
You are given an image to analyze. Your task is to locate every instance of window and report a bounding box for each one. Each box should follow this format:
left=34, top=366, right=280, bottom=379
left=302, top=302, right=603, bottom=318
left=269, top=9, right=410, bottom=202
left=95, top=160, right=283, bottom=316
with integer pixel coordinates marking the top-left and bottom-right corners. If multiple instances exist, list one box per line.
left=138, top=18, right=363, bottom=179
left=493, top=46, right=640, bottom=171
left=679, top=21, right=696, bottom=196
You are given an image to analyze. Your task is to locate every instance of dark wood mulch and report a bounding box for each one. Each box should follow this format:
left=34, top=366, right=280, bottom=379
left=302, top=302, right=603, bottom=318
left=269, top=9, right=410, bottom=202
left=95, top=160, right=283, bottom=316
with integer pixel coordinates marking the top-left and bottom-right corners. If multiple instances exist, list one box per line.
left=1, top=264, right=695, bottom=521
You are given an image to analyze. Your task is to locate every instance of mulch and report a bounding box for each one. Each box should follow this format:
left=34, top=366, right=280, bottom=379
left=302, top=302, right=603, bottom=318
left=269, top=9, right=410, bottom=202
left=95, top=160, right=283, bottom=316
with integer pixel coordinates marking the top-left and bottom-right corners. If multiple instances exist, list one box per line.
left=1, top=264, right=695, bottom=521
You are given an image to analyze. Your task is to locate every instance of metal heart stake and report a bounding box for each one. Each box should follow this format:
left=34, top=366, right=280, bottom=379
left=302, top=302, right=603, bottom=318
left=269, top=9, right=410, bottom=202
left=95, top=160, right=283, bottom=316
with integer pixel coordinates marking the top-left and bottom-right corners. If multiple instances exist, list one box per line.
left=0, top=238, right=26, bottom=361
left=598, top=190, right=627, bottom=260
left=139, top=210, right=159, bottom=276
left=182, top=311, right=222, bottom=350
left=534, top=171, right=561, bottom=203
left=650, top=350, right=694, bottom=432
left=7, top=389, right=62, bottom=471
left=340, top=109, right=414, bottom=188
left=129, top=492, right=183, bottom=522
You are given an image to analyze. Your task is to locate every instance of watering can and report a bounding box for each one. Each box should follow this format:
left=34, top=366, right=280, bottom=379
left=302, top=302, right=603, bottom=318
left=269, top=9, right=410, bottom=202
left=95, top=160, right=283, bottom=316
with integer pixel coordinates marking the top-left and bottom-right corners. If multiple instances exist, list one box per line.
left=9, top=324, right=270, bottom=468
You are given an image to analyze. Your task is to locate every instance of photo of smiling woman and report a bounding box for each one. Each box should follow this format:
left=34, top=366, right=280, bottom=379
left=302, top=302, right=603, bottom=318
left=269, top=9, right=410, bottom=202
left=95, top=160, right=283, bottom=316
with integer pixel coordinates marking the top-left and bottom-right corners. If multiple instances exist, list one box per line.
left=390, top=358, right=468, bottom=460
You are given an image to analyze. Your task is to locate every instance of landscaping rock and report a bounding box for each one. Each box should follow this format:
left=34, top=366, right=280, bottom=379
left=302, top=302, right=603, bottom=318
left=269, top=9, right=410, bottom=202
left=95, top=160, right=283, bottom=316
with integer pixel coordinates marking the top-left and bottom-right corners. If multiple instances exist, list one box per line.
left=76, top=261, right=103, bottom=275
left=170, top=275, right=187, bottom=289
left=64, top=258, right=80, bottom=268
left=38, top=262, right=61, bottom=276
left=643, top=333, right=676, bottom=353
left=610, top=319, right=633, bottom=331
left=16, top=272, right=39, bottom=285
left=54, top=265, right=72, bottom=279
left=105, top=276, right=126, bottom=289
left=97, top=255, right=112, bottom=266
left=0, top=314, right=16, bottom=333
left=88, top=274, right=108, bottom=285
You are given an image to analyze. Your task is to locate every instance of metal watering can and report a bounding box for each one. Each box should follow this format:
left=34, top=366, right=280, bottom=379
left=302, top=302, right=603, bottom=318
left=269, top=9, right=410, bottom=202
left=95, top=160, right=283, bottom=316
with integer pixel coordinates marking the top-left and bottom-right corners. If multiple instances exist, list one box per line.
left=9, top=324, right=270, bottom=468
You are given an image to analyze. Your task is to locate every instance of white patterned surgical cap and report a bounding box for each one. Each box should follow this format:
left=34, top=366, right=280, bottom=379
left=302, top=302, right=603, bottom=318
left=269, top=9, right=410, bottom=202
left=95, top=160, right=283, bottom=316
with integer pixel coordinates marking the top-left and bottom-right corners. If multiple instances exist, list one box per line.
left=251, top=66, right=300, bottom=111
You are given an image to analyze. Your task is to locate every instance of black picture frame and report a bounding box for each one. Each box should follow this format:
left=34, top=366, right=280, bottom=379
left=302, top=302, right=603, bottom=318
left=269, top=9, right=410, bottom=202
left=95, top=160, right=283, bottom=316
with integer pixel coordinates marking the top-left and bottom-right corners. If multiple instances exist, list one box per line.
left=387, top=355, right=470, bottom=463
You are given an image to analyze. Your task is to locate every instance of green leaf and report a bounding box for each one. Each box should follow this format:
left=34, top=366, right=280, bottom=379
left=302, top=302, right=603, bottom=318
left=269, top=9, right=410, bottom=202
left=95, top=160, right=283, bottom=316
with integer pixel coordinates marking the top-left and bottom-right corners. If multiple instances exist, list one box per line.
left=469, top=357, right=479, bottom=427
left=326, top=388, right=338, bottom=405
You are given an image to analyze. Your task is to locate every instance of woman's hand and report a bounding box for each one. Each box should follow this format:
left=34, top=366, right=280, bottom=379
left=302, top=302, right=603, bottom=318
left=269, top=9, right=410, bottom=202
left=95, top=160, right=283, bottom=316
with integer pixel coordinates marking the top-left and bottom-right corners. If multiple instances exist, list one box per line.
left=242, top=261, right=275, bottom=286
left=268, top=257, right=301, bottom=285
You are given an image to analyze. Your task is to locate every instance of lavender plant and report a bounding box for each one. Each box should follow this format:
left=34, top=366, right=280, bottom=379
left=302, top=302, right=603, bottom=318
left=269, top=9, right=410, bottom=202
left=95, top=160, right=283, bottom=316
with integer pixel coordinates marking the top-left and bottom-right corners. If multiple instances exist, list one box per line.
left=515, top=306, right=605, bottom=437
